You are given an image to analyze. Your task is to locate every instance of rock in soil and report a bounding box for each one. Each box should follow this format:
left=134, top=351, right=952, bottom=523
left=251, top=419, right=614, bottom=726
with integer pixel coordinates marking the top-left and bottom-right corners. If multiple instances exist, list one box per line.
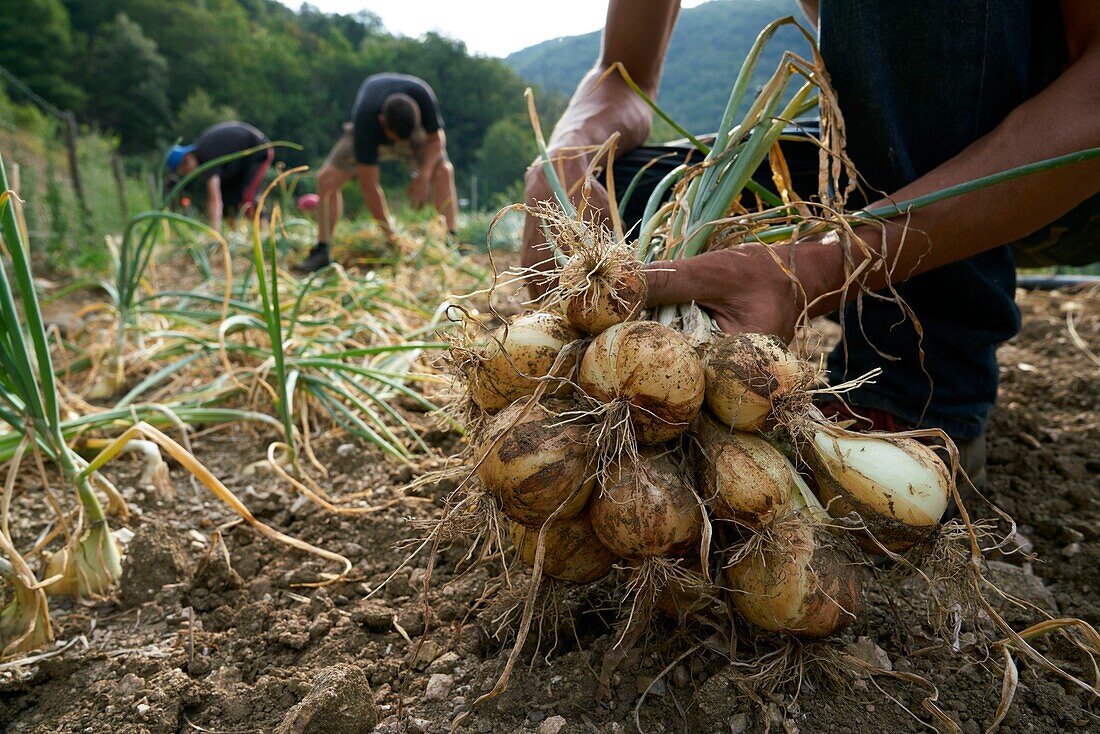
left=120, top=520, right=192, bottom=607
left=274, top=664, right=378, bottom=734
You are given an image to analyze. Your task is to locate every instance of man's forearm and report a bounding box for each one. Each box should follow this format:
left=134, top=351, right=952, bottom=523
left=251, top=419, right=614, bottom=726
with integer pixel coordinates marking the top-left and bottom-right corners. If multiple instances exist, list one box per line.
left=793, top=41, right=1100, bottom=316
left=208, top=193, right=223, bottom=231
left=361, top=183, right=392, bottom=231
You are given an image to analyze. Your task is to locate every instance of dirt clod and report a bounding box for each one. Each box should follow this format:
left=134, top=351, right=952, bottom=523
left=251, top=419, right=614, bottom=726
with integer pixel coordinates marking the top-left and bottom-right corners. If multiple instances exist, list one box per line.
left=119, top=521, right=192, bottom=608
left=274, top=664, right=377, bottom=734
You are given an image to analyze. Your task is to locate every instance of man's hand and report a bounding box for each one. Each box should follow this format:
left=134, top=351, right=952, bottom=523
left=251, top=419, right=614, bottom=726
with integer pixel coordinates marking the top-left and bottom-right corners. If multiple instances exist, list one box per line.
left=521, top=0, right=681, bottom=298
left=645, top=239, right=846, bottom=341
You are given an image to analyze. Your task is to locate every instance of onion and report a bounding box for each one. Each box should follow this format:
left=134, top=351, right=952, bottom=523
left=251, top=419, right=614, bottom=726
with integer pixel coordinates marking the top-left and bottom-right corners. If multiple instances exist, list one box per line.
left=42, top=522, right=122, bottom=598
left=696, top=417, right=794, bottom=529
left=467, top=312, right=580, bottom=413
left=477, top=399, right=594, bottom=527
left=511, top=515, right=616, bottom=583
left=558, top=248, right=647, bottom=334
left=579, top=321, right=704, bottom=444
left=803, top=425, right=951, bottom=552
left=590, top=450, right=703, bottom=560
left=726, top=515, right=861, bottom=637
left=704, top=333, right=807, bottom=431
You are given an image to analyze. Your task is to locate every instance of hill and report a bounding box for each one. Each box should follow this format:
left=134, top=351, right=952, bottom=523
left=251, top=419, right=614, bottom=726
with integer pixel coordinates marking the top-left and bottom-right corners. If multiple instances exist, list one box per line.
left=506, top=0, right=811, bottom=135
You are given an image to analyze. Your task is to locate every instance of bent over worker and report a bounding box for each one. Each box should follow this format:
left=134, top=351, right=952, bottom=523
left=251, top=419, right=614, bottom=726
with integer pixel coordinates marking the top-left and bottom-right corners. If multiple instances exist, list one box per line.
left=297, top=72, right=459, bottom=273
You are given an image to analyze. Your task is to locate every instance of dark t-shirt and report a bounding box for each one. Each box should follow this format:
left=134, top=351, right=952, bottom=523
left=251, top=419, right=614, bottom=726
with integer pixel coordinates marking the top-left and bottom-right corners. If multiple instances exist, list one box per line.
left=193, top=121, right=268, bottom=181
left=351, top=73, right=444, bottom=165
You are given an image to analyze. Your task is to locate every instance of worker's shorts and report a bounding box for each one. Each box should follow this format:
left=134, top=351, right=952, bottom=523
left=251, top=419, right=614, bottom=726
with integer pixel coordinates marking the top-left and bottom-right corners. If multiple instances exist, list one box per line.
left=323, top=122, right=424, bottom=175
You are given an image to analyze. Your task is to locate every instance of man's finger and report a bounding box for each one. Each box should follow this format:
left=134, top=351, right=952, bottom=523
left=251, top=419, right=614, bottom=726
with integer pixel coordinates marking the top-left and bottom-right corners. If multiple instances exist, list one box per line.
left=643, top=255, right=717, bottom=307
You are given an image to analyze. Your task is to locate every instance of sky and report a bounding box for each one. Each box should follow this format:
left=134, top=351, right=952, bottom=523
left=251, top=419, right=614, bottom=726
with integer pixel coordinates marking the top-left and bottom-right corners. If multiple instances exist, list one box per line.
left=280, top=1, right=709, bottom=57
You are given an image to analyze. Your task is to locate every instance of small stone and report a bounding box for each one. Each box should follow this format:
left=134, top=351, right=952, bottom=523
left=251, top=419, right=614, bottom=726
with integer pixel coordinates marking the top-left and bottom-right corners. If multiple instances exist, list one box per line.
left=537, top=715, right=566, bottom=734
left=337, top=443, right=357, bottom=457
left=425, top=673, right=453, bottom=701
left=528, top=710, right=546, bottom=722
left=135, top=703, right=151, bottom=716
left=427, top=652, right=460, bottom=675
left=407, top=718, right=431, bottom=733
left=275, top=664, right=378, bottom=734
left=1060, top=526, right=1086, bottom=544
left=1064, top=542, right=1082, bottom=557
left=845, top=636, right=892, bottom=672
left=114, top=672, right=144, bottom=698
left=728, top=713, right=749, bottom=734
left=406, top=639, right=442, bottom=670
left=672, top=665, right=689, bottom=688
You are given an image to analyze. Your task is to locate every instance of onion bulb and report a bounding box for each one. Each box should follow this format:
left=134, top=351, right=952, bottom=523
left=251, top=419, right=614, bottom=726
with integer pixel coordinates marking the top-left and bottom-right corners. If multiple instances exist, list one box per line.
left=477, top=399, right=594, bottom=527
left=803, top=425, right=951, bottom=552
left=579, top=321, right=704, bottom=444
left=467, top=312, right=580, bottom=413
left=590, top=450, right=703, bottom=560
left=704, top=333, right=807, bottom=431
left=726, top=515, right=861, bottom=637
left=43, top=522, right=122, bottom=598
left=511, top=515, right=615, bottom=583
left=558, top=247, right=647, bottom=334
left=696, top=417, right=793, bottom=529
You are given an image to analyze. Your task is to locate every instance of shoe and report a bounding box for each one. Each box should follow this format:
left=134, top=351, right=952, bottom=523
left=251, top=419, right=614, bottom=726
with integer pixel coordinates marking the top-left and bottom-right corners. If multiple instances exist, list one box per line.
left=816, top=401, right=985, bottom=519
left=292, top=244, right=331, bottom=274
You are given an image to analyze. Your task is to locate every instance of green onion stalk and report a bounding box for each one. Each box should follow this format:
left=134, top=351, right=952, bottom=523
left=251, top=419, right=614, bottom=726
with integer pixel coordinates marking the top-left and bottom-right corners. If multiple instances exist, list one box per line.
left=0, top=154, right=121, bottom=609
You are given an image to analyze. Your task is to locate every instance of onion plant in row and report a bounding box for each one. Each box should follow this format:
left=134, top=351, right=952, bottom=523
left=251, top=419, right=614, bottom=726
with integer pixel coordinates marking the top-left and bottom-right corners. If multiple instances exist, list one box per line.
left=0, top=154, right=349, bottom=660
left=423, top=16, right=1100, bottom=728
left=209, top=170, right=453, bottom=512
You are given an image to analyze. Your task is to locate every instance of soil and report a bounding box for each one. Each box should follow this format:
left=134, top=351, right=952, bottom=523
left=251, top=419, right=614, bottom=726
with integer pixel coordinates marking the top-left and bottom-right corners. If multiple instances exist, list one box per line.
left=1, top=285, right=1098, bottom=734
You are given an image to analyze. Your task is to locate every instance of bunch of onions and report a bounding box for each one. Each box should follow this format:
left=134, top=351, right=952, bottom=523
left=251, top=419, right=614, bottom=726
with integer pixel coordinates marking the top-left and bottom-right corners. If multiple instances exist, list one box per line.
left=511, top=515, right=616, bottom=583
left=590, top=450, right=703, bottom=561
left=801, top=423, right=952, bottom=552
left=580, top=321, right=705, bottom=444
left=696, top=417, right=794, bottom=529
left=558, top=245, right=648, bottom=335
left=477, top=399, right=595, bottom=527
left=725, top=510, right=862, bottom=638
left=467, top=312, right=580, bottom=413
left=704, top=333, right=807, bottom=431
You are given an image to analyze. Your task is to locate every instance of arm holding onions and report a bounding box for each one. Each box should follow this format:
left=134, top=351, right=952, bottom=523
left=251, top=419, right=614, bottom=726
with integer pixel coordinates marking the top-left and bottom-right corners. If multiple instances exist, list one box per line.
left=521, top=0, right=681, bottom=294
left=646, top=2, right=1100, bottom=338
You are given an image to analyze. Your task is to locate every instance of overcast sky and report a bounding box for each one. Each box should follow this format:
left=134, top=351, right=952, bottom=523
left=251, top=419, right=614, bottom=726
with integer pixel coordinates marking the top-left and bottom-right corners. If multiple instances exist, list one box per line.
left=279, top=1, right=708, bottom=57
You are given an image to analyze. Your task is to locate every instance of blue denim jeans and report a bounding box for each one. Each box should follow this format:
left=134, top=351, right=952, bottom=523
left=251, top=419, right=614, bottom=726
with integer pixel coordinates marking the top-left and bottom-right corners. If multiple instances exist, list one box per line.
left=611, top=1, right=1069, bottom=441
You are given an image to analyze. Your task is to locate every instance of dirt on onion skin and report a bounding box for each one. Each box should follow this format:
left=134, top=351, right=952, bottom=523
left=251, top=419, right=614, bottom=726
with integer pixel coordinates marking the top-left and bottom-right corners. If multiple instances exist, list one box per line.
left=1, top=287, right=1099, bottom=734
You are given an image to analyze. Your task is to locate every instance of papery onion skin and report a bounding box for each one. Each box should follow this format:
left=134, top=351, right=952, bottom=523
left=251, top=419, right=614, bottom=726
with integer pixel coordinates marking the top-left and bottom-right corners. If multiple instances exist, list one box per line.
left=590, top=451, right=703, bottom=560
left=726, top=517, right=861, bottom=638
left=704, top=333, right=806, bottom=431
left=806, top=428, right=951, bottom=553
left=511, top=515, right=616, bottom=583
left=468, top=312, right=580, bottom=413
left=579, top=321, right=705, bottom=444
left=559, top=254, right=648, bottom=335
left=477, top=400, right=594, bottom=527
left=696, top=417, right=794, bottom=529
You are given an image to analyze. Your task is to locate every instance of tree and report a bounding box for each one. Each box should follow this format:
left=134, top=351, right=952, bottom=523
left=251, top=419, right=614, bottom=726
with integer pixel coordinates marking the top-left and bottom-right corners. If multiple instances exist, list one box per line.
left=476, top=117, right=537, bottom=207
left=0, top=0, right=83, bottom=109
left=83, top=14, right=170, bottom=153
left=175, top=89, right=240, bottom=141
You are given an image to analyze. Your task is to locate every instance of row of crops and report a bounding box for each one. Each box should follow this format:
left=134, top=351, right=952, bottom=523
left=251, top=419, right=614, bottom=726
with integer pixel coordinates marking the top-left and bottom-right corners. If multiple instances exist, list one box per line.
left=0, top=152, right=490, bottom=658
